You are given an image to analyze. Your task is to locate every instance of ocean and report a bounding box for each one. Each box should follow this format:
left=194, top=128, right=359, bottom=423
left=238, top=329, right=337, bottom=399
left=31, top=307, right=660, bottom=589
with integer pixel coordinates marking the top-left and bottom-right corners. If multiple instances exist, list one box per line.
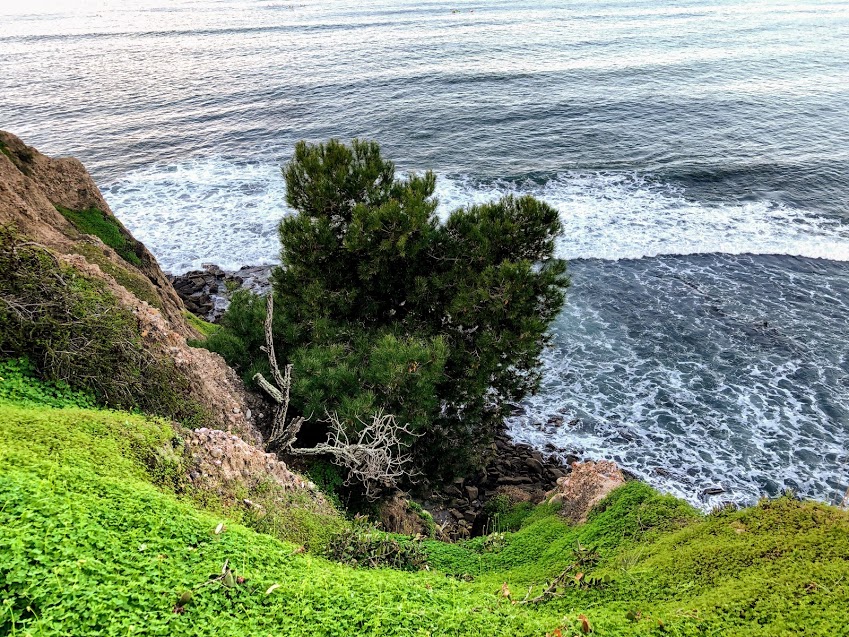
left=3, top=0, right=848, bottom=508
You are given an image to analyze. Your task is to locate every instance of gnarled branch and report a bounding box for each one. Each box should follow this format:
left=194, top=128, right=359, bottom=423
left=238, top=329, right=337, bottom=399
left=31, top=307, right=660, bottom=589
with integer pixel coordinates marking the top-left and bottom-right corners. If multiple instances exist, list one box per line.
left=253, top=294, right=418, bottom=498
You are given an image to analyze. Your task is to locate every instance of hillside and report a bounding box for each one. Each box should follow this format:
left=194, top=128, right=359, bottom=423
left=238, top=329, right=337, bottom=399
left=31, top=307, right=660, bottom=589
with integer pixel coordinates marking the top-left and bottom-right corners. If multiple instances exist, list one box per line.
left=1, top=132, right=848, bottom=636
left=2, top=384, right=848, bottom=636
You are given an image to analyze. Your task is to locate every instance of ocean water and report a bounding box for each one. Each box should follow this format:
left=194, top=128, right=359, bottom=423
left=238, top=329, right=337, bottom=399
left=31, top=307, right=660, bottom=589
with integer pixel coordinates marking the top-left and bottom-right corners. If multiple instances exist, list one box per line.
left=3, top=0, right=848, bottom=508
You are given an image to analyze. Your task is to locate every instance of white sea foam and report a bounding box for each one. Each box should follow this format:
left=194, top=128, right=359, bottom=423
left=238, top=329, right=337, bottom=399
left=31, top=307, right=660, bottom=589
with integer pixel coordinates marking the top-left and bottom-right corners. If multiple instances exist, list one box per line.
left=103, top=160, right=849, bottom=273
left=506, top=256, right=849, bottom=510
left=103, top=160, right=288, bottom=273
left=435, top=173, right=849, bottom=263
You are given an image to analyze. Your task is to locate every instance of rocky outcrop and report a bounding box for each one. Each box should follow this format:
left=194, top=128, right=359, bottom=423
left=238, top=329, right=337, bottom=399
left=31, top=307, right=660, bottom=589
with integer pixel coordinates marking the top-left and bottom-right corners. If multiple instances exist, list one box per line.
left=0, top=130, right=187, bottom=333
left=169, top=264, right=273, bottom=321
left=422, top=431, right=574, bottom=538
left=543, top=460, right=626, bottom=523
left=184, top=428, right=323, bottom=499
left=0, top=130, right=266, bottom=443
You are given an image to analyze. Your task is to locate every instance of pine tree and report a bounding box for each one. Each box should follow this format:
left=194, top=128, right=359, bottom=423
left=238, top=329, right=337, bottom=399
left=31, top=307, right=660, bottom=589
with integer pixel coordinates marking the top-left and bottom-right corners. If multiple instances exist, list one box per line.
left=205, top=139, right=568, bottom=485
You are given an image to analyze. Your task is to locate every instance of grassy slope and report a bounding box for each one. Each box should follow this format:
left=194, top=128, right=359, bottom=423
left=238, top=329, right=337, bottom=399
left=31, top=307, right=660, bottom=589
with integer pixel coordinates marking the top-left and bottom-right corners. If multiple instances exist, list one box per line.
left=1, top=399, right=847, bottom=636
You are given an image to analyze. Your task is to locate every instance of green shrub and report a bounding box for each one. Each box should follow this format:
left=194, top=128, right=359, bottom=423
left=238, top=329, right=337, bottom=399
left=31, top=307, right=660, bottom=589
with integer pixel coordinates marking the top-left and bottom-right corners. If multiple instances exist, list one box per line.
left=203, top=139, right=569, bottom=484
left=305, top=459, right=345, bottom=509
left=0, top=226, right=210, bottom=425
left=55, top=203, right=143, bottom=266
left=325, top=517, right=429, bottom=571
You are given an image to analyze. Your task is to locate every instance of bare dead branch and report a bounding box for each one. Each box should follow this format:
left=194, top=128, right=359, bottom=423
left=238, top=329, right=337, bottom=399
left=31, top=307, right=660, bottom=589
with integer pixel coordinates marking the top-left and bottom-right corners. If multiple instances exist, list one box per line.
left=252, top=294, right=298, bottom=450
left=252, top=294, right=419, bottom=496
left=289, top=410, right=419, bottom=499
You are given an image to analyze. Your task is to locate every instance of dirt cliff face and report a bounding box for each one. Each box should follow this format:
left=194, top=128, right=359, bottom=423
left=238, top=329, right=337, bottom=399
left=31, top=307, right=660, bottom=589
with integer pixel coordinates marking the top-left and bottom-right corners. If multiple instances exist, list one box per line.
left=0, top=130, right=265, bottom=445
left=0, top=130, right=187, bottom=332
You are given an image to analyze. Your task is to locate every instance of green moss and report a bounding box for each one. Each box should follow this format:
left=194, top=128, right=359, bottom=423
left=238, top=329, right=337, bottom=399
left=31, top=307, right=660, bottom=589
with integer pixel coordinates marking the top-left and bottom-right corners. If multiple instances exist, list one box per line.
left=74, top=241, right=163, bottom=309
left=185, top=311, right=220, bottom=338
left=0, top=139, right=12, bottom=160
left=55, top=203, right=142, bottom=266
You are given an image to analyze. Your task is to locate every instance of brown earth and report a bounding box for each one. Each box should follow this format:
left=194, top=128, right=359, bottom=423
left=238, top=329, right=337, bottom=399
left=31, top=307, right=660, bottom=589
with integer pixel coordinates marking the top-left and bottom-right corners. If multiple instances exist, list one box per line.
left=0, top=130, right=264, bottom=445
left=0, top=130, right=187, bottom=331
left=183, top=427, right=329, bottom=507
left=543, top=460, right=626, bottom=523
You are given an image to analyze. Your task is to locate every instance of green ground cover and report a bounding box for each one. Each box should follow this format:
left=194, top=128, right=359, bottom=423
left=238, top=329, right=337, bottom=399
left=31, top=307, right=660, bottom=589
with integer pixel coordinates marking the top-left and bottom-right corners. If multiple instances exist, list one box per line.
left=1, top=392, right=847, bottom=636
left=185, top=311, right=220, bottom=339
left=54, top=204, right=142, bottom=266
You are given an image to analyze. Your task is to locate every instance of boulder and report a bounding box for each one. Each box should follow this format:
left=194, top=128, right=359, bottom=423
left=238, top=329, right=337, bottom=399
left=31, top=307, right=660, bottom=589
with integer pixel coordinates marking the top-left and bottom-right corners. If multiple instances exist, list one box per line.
left=544, top=460, right=626, bottom=523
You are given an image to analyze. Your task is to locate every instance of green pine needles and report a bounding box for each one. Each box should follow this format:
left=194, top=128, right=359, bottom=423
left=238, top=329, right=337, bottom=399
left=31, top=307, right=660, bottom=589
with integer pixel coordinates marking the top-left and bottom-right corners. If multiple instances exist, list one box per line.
left=203, top=139, right=569, bottom=485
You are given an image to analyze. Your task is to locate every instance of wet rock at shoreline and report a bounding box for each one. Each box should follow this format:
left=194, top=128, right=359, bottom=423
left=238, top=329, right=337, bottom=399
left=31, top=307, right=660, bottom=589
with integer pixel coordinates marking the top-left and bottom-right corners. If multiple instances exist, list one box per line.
left=169, top=264, right=274, bottom=322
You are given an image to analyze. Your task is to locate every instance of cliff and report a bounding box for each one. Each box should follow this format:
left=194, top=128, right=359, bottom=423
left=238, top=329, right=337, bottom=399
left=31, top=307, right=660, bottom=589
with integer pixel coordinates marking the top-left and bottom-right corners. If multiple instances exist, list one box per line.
left=0, top=130, right=262, bottom=444
left=0, top=131, right=188, bottom=331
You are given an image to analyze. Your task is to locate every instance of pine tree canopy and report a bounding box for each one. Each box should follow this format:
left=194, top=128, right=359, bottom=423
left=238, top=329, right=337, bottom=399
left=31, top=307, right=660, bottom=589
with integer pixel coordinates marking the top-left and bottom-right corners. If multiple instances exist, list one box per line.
left=204, top=139, right=569, bottom=486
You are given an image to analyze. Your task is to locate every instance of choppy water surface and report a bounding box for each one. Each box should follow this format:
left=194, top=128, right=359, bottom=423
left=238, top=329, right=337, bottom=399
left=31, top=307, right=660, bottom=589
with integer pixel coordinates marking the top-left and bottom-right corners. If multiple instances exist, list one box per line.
left=3, top=0, right=848, bottom=507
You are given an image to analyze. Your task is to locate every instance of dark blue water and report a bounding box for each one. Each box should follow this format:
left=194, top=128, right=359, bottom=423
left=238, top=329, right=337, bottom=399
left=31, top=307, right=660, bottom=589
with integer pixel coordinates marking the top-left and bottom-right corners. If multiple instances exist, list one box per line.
left=3, top=0, right=848, bottom=507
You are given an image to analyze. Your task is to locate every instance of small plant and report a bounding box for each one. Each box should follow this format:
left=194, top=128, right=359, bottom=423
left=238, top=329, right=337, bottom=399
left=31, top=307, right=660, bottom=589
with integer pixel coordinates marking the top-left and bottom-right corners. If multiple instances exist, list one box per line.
left=0, top=358, right=95, bottom=409
left=484, top=495, right=534, bottom=533
left=482, top=531, right=507, bottom=553
left=306, top=460, right=345, bottom=509
left=518, top=541, right=600, bottom=604
left=407, top=500, right=438, bottom=538
left=325, top=516, right=428, bottom=571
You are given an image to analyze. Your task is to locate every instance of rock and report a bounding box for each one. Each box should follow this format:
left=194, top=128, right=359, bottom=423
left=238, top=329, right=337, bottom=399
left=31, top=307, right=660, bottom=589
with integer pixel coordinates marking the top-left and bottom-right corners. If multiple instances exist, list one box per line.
left=524, top=457, right=544, bottom=475
left=543, top=460, right=626, bottom=523
left=444, top=485, right=463, bottom=498
left=702, top=486, right=725, bottom=496
left=548, top=493, right=565, bottom=506
left=464, top=485, right=479, bottom=501
left=182, top=428, right=332, bottom=515
left=497, top=476, right=532, bottom=486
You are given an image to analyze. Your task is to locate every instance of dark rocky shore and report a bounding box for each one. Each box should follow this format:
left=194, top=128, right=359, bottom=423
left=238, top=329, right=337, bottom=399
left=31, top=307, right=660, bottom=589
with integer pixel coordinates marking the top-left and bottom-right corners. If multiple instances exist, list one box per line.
left=419, top=430, right=575, bottom=538
left=169, top=264, right=274, bottom=321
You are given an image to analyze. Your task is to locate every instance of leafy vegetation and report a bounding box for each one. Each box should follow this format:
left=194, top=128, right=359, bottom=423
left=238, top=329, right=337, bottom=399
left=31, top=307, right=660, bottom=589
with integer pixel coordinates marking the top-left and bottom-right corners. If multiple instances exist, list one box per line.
left=2, top=395, right=847, bottom=635
left=325, top=516, right=429, bottom=571
left=185, top=311, right=220, bottom=338
left=0, top=357, right=95, bottom=409
left=203, top=139, right=569, bottom=484
left=0, top=226, right=210, bottom=425
left=73, top=241, right=163, bottom=309
left=484, top=494, right=536, bottom=533
left=55, top=203, right=143, bottom=266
